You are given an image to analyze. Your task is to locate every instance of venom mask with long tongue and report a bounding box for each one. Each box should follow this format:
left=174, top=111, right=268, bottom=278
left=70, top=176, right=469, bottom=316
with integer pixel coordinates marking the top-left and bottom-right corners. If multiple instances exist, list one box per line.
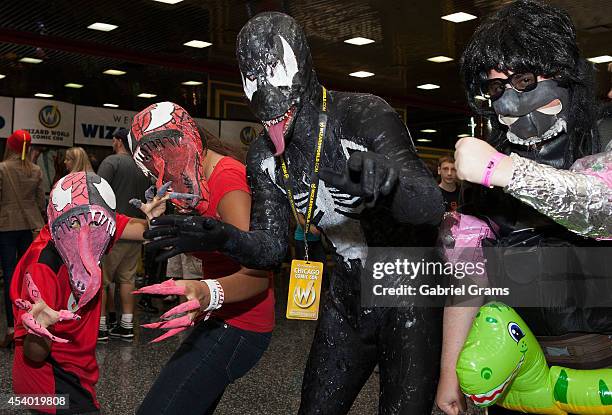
left=48, top=172, right=117, bottom=310
left=237, top=12, right=317, bottom=155
left=493, top=79, right=570, bottom=146
left=129, top=101, right=210, bottom=214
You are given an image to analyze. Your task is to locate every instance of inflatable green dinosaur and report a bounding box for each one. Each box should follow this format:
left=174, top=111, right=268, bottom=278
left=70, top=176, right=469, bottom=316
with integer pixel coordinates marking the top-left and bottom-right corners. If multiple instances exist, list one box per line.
left=457, top=302, right=612, bottom=414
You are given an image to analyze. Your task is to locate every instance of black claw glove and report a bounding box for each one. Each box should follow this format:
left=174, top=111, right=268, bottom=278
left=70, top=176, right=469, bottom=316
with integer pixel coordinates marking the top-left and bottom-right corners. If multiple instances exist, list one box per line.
left=319, top=151, right=399, bottom=208
left=143, top=215, right=234, bottom=262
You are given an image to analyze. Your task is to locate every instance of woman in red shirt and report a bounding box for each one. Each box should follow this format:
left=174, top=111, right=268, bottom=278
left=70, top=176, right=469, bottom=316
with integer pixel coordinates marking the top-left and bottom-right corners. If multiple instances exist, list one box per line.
left=128, top=102, right=274, bottom=414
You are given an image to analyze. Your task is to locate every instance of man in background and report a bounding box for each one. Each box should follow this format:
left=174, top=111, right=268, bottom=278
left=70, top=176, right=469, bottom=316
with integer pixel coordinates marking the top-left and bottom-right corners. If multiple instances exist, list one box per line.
left=438, top=156, right=459, bottom=212
left=97, top=128, right=150, bottom=340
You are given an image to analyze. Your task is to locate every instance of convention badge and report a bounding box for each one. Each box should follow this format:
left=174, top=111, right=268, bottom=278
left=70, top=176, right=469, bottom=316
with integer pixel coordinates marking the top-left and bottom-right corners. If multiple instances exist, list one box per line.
left=286, top=259, right=324, bottom=320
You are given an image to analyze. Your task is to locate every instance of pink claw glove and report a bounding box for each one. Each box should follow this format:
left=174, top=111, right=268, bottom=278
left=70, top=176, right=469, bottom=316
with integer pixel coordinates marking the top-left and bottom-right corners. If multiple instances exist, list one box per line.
left=133, top=280, right=204, bottom=343
left=15, top=273, right=81, bottom=343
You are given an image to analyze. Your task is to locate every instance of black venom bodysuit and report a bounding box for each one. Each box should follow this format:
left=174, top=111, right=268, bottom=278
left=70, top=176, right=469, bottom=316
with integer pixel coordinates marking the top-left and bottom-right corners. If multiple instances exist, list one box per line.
left=144, top=11, right=445, bottom=415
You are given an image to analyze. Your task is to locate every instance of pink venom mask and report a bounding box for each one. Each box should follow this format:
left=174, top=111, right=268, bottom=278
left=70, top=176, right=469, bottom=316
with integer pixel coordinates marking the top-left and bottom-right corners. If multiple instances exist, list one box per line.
left=47, top=172, right=117, bottom=310
left=129, top=101, right=210, bottom=214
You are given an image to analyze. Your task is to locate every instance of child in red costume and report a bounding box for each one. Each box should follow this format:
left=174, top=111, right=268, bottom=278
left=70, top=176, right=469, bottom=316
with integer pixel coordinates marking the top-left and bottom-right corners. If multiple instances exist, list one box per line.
left=10, top=171, right=164, bottom=414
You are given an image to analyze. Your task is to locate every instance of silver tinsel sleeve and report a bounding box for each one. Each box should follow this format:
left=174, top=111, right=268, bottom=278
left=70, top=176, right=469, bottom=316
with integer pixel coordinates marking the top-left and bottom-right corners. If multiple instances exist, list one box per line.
left=504, top=152, right=612, bottom=239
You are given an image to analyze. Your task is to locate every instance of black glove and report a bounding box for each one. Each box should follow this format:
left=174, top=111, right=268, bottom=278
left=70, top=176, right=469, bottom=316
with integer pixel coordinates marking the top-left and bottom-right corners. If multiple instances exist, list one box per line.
left=318, top=151, right=399, bottom=208
left=143, top=215, right=235, bottom=262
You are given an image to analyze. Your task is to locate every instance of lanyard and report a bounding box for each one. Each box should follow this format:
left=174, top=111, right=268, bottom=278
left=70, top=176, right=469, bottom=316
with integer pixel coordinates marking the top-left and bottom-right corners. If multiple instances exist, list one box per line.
left=279, top=86, right=327, bottom=261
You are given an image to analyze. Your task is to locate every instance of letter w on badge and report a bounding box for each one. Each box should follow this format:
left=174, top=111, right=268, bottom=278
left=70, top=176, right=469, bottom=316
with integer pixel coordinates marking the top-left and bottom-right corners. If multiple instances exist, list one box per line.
left=294, top=280, right=316, bottom=308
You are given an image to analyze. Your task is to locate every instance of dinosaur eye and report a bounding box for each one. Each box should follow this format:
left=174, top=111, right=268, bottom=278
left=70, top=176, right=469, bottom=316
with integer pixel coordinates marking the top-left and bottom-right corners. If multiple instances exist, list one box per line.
left=508, top=322, right=525, bottom=343
left=481, top=367, right=493, bottom=380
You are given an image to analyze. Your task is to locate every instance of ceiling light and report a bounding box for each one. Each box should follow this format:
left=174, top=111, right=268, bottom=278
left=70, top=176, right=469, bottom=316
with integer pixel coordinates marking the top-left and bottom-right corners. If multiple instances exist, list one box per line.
left=87, top=22, right=118, bottom=32
left=19, top=57, right=42, bottom=64
left=103, top=69, right=126, bottom=75
left=474, top=95, right=488, bottom=101
left=64, top=83, right=83, bottom=89
left=182, top=81, right=203, bottom=86
left=420, top=129, right=437, bottom=133
left=183, top=40, right=212, bottom=48
left=457, top=133, right=470, bottom=138
left=349, top=71, right=375, bottom=78
left=153, top=0, right=184, bottom=3
left=427, top=56, right=453, bottom=63
left=441, top=12, right=477, bottom=23
left=344, top=37, right=375, bottom=46
left=587, top=55, right=612, bottom=64
left=138, top=93, right=157, bottom=98
left=35, top=93, right=53, bottom=98
left=417, top=83, right=440, bottom=90
left=104, top=103, right=119, bottom=108
left=417, top=138, right=432, bottom=143
left=0, top=75, right=5, bottom=79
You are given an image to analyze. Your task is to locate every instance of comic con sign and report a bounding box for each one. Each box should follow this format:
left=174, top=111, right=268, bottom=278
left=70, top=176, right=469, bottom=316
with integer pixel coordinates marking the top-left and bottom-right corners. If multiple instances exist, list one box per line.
left=13, top=98, right=75, bottom=147
left=74, top=105, right=136, bottom=147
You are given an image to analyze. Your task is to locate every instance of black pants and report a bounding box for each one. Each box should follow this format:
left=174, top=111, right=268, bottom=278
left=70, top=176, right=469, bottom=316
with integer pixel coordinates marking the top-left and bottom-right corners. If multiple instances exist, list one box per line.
left=137, top=319, right=271, bottom=415
left=298, top=299, right=443, bottom=415
left=0, top=230, right=32, bottom=328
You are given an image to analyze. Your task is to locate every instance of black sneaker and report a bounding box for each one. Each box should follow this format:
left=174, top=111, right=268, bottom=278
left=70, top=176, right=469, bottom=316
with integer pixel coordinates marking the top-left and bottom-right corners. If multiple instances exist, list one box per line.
left=108, top=313, right=118, bottom=330
left=98, top=329, right=109, bottom=342
left=109, top=325, right=134, bottom=340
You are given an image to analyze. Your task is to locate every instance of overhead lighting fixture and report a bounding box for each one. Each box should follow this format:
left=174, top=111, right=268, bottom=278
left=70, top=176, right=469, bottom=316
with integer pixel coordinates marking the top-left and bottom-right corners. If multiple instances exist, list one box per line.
left=104, top=103, right=119, bottom=108
left=344, top=37, right=375, bottom=46
left=19, top=57, right=42, bottom=64
left=35, top=93, right=53, bottom=98
left=441, top=12, right=477, bottom=23
left=87, top=22, right=118, bottom=32
left=457, top=133, right=470, bottom=138
left=427, top=56, right=453, bottom=63
left=416, top=138, right=432, bottom=143
left=474, top=95, right=488, bottom=101
left=103, top=69, right=126, bottom=75
left=153, top=0, right=184, bottom=3
left=349, top=71, right=375, bottom=78
left=138, top=93, right=157, bottom=98
left=64, top=83, right=83, bottom=89
left=0, top=74, right=5, bottom=79
left=182, top=80, right=203, bottom=86
left=183, top=40, right=212, bottom=48
left=420, top=129, right=437, bottom=133
left=587, top=55, right=612, bottom=64
left=417, top=83, right=440, bottom=90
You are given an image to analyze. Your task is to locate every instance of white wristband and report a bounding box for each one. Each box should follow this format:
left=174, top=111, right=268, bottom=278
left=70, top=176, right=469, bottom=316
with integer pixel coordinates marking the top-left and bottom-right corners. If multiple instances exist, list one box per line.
left=201, top=279, right=224, bottom=312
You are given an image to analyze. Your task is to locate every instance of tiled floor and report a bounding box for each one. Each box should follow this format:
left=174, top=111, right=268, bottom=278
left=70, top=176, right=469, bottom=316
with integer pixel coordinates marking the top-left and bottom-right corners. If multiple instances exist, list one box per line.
left=0, top=278, right=483, bottom=415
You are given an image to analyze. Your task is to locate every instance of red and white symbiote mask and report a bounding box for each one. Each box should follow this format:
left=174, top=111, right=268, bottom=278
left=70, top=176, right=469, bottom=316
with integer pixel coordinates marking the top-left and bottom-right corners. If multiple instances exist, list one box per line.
left=48, top=172, right=116, bottom=310
left=128, top=101, right=210, bottom=214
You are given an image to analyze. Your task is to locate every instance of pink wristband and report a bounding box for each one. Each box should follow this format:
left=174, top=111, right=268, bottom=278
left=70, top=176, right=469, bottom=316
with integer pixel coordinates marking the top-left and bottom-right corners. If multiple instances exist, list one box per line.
left=481, top=152, right=506, bottom=187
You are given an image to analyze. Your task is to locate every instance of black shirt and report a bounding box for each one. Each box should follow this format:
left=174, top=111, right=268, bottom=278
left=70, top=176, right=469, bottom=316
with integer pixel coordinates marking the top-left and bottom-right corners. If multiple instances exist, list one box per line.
left=440, top=187, right=459, bottom=212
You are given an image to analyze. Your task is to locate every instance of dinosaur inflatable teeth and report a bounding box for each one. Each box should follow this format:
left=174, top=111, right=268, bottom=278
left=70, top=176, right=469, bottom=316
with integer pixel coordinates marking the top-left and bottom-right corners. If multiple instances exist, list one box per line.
left=457, top=302, right=612, bottom=415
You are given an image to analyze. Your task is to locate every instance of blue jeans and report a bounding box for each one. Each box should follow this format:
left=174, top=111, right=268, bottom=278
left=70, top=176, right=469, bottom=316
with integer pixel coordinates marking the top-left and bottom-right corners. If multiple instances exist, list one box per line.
left=0, top=230, right=33, bottom=328
left=137, top=319, right=271, bottom=415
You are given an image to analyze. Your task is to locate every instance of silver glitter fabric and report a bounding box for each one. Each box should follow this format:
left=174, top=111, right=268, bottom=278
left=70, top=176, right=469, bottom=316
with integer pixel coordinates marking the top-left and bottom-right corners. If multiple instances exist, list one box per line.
left=505, top=152, right=612, bottom=239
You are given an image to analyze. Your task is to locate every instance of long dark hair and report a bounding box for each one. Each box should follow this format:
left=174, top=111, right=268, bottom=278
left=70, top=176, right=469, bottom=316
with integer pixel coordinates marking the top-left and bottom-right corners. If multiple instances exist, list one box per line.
left=197, top=126, right=246, bottom=162
left=460, top=0, right=601, bottom=161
